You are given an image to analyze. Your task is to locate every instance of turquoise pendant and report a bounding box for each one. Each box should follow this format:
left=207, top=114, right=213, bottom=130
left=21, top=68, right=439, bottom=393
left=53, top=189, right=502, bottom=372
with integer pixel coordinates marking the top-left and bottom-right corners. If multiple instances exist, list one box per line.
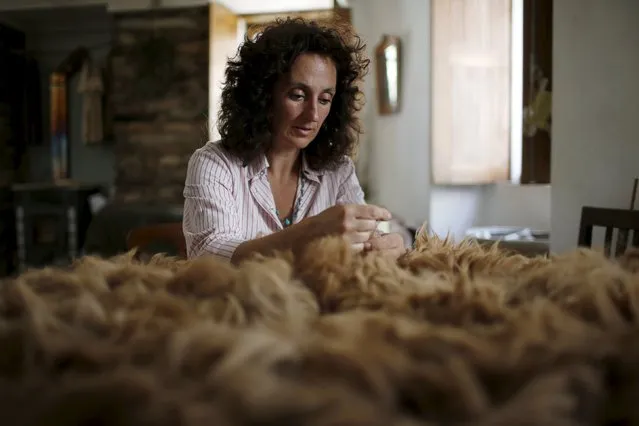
left=284, top=218, right=291, bottom=226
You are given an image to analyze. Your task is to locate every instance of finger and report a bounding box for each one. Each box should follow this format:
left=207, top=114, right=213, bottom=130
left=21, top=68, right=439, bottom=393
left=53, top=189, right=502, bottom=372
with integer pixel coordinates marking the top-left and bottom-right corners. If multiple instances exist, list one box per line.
left=348, top=231, right=372, bottom=244
left=369, top=233, right=405, bottom=251
left=351, top=242, right=365, bottom=253
left=366, top=239, right=405, bottom=257
left=368, top=234, right=395, bottom=251
left=353, top=204, right=392, bottom=221
left=352, top=219, right=378, bottom=232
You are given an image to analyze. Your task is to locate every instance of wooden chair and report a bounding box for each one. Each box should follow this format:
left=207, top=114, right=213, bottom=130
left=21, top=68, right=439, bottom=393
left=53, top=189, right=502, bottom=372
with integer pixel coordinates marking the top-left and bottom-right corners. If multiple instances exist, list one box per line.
left=126, top=222, right=187, bottom=258
left=577, top=206, right=639, bottom=257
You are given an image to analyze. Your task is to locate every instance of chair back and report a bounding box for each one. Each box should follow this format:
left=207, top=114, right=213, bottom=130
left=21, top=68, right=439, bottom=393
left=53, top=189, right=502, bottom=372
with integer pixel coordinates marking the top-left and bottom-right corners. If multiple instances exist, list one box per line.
left=126, top=222, right=186, bottom=258
left=577, top=206, right=639, bottom=257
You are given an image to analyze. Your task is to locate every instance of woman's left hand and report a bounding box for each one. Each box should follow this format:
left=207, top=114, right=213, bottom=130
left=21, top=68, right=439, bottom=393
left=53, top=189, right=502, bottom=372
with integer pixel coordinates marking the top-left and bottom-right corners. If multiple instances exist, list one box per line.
left=364, top=232, right=406, bottom=259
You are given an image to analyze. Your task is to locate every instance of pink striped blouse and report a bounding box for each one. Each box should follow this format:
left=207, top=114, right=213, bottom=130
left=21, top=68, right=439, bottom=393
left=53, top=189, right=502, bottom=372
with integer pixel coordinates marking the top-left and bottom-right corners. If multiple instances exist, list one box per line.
left=182, top=141, right=365, bottom=260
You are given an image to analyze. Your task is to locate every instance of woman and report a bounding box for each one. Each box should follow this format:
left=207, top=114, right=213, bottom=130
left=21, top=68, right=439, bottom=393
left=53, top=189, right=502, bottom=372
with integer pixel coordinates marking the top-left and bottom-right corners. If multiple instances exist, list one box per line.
left=183, top=18, right=405, bottom=264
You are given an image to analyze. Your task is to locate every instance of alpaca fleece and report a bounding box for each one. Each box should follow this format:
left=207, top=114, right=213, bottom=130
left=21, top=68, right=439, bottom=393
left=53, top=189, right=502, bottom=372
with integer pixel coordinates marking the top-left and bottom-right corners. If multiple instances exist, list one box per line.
left=0, top=235, right=638, bottom=426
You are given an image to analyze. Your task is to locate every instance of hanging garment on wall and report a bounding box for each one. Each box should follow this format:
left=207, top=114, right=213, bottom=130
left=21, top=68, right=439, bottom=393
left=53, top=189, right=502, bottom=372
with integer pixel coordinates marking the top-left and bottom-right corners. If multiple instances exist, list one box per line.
left=77, top=59, right=104, bottom=144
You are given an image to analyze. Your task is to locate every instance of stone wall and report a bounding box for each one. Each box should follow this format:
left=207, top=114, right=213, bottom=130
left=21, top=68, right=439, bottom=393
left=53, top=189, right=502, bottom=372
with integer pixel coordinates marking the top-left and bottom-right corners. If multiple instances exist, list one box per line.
left=109, top=6, right=209, bottom=204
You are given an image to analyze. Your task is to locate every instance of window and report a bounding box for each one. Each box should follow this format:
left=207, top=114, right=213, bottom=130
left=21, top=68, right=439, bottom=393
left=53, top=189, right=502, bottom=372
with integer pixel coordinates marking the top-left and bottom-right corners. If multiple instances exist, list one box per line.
left=431, top=0, right=552, bottom=185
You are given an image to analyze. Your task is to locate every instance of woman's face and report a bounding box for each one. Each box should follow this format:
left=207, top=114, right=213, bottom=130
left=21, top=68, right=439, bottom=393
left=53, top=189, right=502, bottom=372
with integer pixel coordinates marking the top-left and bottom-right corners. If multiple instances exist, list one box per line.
left=271, top=53, right=337, bottom=151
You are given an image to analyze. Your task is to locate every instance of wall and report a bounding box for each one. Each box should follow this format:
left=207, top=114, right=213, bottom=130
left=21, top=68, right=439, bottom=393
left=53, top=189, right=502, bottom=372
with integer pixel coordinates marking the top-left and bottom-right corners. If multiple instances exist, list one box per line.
left=475, top=183, right=551, bottom=231
left=0, top=6, right=117, bottom=185
left=350, top=0, right=431, bottom=228
left=1, top=4, right=210, bottom=204
left=350, top=0, right=551, bottom=240
left=109, top=5, right=209, bottom=204
left=551, top=0, right=639, bottom=253
left=429, top=184, right=552, bottom=239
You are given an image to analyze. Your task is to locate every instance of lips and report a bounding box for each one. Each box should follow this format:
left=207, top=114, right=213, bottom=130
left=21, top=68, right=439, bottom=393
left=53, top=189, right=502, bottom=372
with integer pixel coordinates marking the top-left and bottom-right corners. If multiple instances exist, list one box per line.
left=292, top=126, right=315, bottom=137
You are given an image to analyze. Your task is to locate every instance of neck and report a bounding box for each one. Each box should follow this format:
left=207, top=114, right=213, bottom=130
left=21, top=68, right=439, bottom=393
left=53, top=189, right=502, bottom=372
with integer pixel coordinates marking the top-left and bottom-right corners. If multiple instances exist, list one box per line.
left=266, top=146, right=301, bottom=181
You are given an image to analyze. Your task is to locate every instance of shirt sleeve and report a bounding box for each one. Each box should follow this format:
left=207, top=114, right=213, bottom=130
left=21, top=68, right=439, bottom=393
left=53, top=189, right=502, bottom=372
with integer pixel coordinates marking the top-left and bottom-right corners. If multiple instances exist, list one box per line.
left=182, top=147, right=244, bottom=260
left=335, top=156, right=366, bottom=205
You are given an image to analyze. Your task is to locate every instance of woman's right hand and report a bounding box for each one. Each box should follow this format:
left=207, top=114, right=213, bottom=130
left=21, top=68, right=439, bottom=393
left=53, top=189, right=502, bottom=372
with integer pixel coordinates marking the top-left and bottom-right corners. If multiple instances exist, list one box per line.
left=305, top=204, right=392, bottom=250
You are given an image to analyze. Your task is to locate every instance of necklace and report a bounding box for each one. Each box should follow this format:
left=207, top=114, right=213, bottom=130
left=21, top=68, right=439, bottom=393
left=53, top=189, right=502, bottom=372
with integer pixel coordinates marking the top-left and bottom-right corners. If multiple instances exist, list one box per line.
left=274, top=175, right=305, bottom=228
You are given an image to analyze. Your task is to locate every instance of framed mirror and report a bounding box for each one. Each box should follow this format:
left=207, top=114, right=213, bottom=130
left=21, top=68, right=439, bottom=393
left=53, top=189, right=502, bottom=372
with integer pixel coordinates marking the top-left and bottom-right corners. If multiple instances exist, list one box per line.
left=375, top=35, right=402, bottom=115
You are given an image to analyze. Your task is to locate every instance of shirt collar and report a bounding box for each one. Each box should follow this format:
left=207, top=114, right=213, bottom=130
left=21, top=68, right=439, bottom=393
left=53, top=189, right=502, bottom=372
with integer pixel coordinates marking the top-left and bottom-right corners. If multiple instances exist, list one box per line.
left=246, top=152, right=322, bottom=183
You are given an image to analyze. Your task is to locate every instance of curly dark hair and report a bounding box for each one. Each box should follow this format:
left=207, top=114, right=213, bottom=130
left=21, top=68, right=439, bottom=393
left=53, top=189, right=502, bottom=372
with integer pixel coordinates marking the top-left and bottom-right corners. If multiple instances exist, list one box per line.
left=217, top=17, right=370, bottom=171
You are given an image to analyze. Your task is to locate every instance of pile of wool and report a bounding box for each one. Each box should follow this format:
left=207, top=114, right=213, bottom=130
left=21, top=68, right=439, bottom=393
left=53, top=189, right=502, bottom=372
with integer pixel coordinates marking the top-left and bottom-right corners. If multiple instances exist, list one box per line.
left=0, top=235, right=638, bottom=426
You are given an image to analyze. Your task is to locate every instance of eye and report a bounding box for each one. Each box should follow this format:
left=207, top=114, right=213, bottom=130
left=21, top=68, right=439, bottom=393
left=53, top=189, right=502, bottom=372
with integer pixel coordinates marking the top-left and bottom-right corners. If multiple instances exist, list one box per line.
left=288, top=91, right=305, bottom=101
left=319, top=98, right=332, bottom=105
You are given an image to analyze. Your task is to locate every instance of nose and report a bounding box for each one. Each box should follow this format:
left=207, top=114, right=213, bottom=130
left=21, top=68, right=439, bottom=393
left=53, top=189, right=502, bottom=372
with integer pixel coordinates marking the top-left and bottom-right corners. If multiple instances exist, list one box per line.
left=303, top=99, right=319, bottom=123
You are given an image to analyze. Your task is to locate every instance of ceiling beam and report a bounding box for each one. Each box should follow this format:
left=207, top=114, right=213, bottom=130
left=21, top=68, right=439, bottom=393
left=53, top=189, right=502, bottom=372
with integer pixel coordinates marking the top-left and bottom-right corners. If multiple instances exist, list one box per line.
left=0, top=0, right=208, bottom=12
left=0, top=0, right=342, bottom=13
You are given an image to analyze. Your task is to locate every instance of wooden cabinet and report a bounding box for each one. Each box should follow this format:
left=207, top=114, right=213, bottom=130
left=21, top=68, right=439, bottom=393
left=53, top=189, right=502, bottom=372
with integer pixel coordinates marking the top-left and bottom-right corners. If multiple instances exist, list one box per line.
left=13, top=183, right=103, bottom=272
